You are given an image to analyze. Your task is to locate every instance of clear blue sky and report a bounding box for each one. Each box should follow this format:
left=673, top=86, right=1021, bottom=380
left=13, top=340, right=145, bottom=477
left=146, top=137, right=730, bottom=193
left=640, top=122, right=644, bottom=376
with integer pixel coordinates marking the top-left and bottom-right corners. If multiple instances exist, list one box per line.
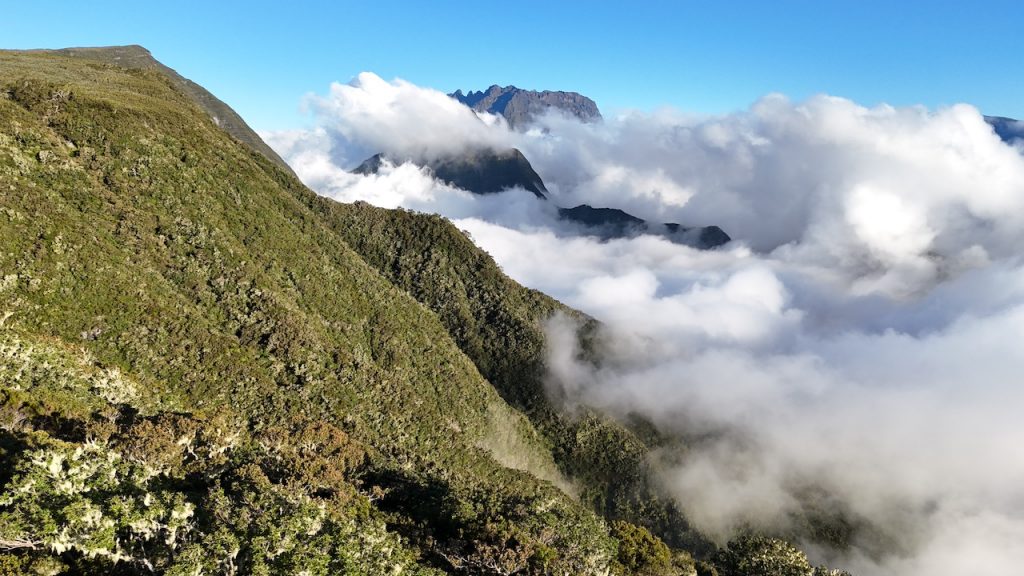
left=5, top=1, right=1023, bottom=130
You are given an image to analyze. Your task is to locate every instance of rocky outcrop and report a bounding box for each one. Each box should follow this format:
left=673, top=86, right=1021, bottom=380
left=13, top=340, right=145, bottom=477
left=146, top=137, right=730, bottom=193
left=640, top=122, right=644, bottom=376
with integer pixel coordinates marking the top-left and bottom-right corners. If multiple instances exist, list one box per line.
left=353, top=148, right=548, bottom=198
left=452, top=85, right=601, bottom=128
left=987, top=115, right=1024, bottom=146
left=559, top=204, right=731, bottom=249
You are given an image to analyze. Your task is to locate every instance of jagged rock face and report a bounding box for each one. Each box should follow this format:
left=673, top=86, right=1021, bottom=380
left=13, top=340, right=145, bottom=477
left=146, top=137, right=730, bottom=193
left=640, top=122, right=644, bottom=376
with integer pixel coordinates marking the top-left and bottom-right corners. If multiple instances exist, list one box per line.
left=431, top=148, right=548, bottom=197
left=665, top=223, right=732, bottom=249
left=559, top=205, right=732, bottom=249
left=557, top=204, right=645, bottom=232
left=354, top=148, right=548, bottom=198
left=352, top=152, right=388, bottom=176
left=452, top=85, right=602, bottom=128
left=987, top=115, right=1024, bottom=146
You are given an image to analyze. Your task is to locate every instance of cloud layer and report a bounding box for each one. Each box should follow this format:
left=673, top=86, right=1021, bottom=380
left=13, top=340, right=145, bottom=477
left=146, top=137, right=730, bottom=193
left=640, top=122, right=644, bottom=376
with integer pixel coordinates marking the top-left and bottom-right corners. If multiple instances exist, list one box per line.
left=264, top=73, right=1024, bottom=575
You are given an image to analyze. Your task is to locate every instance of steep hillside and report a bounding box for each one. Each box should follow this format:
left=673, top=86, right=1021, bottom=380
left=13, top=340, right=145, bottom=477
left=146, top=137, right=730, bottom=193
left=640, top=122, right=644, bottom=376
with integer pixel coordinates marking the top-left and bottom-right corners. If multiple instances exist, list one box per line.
left=303, top=200, right=714, bottom=554
left=23, top=45, right=294, bottom=175
left=0, top=50, right=619, bottom=574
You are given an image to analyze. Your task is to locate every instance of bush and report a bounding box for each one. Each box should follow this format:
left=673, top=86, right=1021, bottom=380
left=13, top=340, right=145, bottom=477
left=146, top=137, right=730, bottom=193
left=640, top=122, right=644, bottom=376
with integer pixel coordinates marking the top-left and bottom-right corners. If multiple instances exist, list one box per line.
left=714, top=536, right=813, bottom=576
left=610, top=520, right=676, bottom=575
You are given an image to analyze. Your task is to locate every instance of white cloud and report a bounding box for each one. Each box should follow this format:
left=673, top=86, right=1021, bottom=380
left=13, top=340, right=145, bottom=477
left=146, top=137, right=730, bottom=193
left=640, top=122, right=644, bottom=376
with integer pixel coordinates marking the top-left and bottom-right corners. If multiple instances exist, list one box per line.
left=265, top=73, right=1024, bottom=576
left=304, top=72, right=514, bottom=162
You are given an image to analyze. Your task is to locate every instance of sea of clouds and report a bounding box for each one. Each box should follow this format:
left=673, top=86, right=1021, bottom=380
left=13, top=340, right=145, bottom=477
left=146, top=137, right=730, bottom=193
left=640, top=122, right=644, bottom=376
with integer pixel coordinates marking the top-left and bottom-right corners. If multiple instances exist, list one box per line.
left=263, top=72, right=1024, bottom=575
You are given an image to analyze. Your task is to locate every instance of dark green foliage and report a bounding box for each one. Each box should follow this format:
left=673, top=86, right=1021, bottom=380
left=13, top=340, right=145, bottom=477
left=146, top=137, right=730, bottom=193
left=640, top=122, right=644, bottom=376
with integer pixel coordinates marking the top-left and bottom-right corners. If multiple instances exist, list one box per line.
left=308, top=199, right=713, bottom=552
left=0, top=406, right=436, bottom=574
left=306, top=200, right=561, bottom=414
left=609, top=520, right=676, bottom=576
left=369, top=463, right=614, bottom=574
left=695, top=560, right=720, bottom=576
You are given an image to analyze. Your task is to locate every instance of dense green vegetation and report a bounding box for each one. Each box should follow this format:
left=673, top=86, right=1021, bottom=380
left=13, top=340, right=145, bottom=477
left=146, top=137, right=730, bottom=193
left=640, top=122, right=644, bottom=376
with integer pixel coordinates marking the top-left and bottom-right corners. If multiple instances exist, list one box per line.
left=0, top=49, right=850, bottom=574
left=307, top=200, right=713, bottom=553
left=25, top=45, right=294, bottom=175
left=0, top=52, right=606, bottom=573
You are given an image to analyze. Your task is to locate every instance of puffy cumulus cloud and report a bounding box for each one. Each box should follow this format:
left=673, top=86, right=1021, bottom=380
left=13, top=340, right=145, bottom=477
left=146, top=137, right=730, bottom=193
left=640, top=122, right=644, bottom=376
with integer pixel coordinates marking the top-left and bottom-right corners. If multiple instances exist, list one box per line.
left=262, top=129, right=562, bottom=230
left=265, top=74, right=1024, bottom=576
left=529, top=244, right=1024, bottom=575
left=268, top=77, right=1024, bottom=299
left=300, top=72, right=515, bottom=162
left=514, top=97, right=1024, bottom=299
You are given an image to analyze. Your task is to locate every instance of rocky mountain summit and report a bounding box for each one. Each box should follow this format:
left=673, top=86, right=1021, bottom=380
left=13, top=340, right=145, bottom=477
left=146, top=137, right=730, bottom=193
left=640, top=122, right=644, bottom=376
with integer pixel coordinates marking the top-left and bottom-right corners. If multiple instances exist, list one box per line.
left=987, top=115, right=1024, bottom=145
left=451, top=84, right=602, bottom=128
left=354, top=148, right=549, bottom=198
left=558, top=204, right=732, bottom=249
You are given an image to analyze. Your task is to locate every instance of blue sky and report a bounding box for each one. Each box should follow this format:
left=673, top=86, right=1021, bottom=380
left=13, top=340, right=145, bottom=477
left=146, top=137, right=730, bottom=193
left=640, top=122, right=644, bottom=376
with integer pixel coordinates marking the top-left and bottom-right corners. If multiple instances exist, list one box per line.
left=5, top=1, right=1023, bottom=130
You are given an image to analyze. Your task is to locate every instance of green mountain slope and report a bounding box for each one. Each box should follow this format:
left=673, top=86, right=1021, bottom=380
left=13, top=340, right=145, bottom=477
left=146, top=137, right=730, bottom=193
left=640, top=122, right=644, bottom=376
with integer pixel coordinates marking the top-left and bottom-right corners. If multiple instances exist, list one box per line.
left=0, top=50, right=617, bottom=574
left=20, top=45, right=294, bottom=176
left=303, top=200, right=707, bottom=547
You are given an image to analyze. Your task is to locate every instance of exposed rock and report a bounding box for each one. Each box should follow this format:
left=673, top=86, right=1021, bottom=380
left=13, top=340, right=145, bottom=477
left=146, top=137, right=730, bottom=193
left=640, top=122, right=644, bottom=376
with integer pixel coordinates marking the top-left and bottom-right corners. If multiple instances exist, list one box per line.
left=452, top=85, right=601, bottom=129
left=559, top=204, right=731, bottom=249
left=986, top=115, right=1024, bottom=146
left=354, top=148, right=548, bottom=198
left=351, top=152, right=388, bottom=176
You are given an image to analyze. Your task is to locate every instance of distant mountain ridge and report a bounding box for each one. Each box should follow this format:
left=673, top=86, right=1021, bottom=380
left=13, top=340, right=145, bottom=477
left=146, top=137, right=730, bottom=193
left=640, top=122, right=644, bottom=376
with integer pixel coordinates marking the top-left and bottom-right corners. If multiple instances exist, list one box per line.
left=559, top=204, right=732, bottom=249
left=451, top=84, right=602, bottom=128
left=353, top=148, right=731, bottom=249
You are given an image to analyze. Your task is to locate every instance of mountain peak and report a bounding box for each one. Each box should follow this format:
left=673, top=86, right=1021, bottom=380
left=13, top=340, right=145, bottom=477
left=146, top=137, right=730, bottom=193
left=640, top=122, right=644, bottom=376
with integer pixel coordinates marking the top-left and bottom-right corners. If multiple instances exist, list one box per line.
left=353, top=148, right=548, bottom=198
left=558, top=204, right=732, bottom=249
left=986, top=115, right=1024, bottom=145
left=451, top=84, right=602, bottom=128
